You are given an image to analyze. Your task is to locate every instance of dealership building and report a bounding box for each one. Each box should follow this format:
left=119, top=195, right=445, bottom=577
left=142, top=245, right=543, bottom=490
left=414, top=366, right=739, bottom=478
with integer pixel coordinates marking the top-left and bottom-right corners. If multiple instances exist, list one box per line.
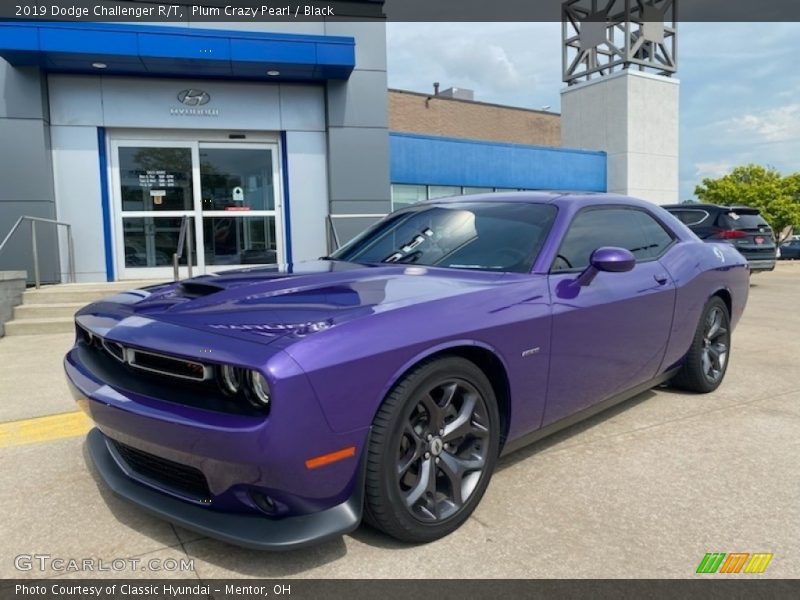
left=0, top=8, right=663, bottom=284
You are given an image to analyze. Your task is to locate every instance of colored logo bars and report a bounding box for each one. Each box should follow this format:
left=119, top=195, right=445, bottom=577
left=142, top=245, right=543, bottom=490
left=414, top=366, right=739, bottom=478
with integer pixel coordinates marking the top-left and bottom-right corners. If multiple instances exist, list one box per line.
left=696, top=552, right=773, bottom=574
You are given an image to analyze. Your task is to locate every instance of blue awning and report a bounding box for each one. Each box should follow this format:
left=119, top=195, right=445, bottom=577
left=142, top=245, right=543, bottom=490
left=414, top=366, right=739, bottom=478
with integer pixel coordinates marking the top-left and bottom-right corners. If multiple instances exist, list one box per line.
left=0, top=22, right=355, bottom=81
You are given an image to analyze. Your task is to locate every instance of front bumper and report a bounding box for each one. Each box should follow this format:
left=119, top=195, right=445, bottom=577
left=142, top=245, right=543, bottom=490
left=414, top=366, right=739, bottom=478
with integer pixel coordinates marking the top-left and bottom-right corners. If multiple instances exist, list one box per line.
left=87, top=428, right=363, bottom=550
left=65, top=312, right=369, bottom=549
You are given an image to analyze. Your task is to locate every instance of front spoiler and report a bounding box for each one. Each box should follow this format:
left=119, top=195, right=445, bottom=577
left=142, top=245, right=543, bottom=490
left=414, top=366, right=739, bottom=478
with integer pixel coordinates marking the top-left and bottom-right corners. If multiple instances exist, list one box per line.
left=87, top=428, right=364, bottom=551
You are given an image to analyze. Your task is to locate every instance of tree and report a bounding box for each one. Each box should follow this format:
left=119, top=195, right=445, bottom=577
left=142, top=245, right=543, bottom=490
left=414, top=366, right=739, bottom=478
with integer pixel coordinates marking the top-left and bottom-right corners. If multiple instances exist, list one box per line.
left=694, top=164, right=800, bottom=243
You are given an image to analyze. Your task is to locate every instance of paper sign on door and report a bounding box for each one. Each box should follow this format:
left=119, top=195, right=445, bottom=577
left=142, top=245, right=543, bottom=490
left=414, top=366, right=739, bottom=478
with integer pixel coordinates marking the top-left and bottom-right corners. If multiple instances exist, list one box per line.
left=150, top=190, right=166, bottom=205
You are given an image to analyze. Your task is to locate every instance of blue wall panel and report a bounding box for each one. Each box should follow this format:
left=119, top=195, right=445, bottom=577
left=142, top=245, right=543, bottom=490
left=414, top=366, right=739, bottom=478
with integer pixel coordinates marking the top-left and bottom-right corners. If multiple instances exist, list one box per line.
left=390, top=133, right=607, bottom=192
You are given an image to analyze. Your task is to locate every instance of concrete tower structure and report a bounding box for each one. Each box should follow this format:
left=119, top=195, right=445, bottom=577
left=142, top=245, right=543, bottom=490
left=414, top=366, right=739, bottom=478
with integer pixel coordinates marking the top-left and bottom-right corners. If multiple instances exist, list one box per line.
left=560, top=0, right=679, bottom=204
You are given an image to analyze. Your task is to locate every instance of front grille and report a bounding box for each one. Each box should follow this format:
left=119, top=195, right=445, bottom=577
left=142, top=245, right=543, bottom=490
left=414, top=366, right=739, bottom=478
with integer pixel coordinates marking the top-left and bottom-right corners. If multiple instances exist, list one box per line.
left=111, top=439, right=211, bottom=501
left=77, top=323, right=210, bottom=382
left=128, top=348, right=210, bottom=381
left=73, top=324, right=268, bottom=417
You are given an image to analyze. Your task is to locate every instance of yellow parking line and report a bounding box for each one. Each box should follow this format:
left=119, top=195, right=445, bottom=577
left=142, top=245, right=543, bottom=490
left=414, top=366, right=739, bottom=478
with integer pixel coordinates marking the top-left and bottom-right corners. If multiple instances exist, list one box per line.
left=0, top=411, right=92, bottom=449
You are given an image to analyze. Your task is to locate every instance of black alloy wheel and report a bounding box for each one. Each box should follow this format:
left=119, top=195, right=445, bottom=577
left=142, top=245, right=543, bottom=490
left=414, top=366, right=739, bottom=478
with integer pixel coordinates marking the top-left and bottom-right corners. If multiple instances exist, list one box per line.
left=671, top=296, right=732, bottom=393
left=364, top=356, right=500, bottom=543
left=700, top=304, right=730, bottom=384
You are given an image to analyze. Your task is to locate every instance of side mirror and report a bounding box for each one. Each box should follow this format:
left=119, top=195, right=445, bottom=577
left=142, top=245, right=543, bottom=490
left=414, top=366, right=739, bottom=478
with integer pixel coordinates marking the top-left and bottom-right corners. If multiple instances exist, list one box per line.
left=591, top=246, right=636, bottom=273
left=575, top=246, right=635, bottom=287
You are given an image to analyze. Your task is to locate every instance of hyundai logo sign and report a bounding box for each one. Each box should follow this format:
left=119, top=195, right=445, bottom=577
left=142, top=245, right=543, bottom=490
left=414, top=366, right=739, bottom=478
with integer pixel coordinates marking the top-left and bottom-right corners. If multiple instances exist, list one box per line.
left=177, top=89, right=211, bottom=106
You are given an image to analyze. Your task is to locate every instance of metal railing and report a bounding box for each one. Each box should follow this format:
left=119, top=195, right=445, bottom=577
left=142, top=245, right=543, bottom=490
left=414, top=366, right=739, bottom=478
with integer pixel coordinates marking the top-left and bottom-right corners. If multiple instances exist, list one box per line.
left=326, top=213, right=387, bottom=253
left=172, top=215, right=194, bottom=281
left=0, top=216, right=75, bottom=289
left=325, top=215, right=341, bottom=251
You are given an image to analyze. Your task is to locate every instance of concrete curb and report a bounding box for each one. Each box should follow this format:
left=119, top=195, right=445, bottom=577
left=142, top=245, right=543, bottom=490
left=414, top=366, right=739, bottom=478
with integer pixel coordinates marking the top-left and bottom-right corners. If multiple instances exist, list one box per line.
left=0, top=271, right=27, bottom=337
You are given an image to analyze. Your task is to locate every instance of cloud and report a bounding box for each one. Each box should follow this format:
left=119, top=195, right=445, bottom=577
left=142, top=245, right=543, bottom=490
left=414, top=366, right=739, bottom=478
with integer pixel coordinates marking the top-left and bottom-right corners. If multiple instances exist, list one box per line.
left=387, top=23, right=561, bottom=109
left=436, top=42, right=523, bottom=92
left=726, top=104, right=800, bottom=144
left=694, top=160, right=734, bottom=180
left=677, top=23, right=800, bottom=198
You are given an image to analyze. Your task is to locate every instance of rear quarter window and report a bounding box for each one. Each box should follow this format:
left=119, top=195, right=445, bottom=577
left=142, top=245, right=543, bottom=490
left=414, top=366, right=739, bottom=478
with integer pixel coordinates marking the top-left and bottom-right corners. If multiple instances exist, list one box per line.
left=632, top=211, right=675, bottom=258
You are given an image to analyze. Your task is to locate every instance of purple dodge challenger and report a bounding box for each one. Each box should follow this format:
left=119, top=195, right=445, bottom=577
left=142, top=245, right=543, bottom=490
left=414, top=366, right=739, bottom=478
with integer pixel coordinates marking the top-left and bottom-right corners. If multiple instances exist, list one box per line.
left=65, top=192, right=749, bottom=549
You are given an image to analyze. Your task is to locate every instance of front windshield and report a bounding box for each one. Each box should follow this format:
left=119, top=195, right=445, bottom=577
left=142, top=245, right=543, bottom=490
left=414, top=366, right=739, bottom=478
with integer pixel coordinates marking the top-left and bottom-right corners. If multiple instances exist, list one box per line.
left=330, top=202, right=558, bottom=273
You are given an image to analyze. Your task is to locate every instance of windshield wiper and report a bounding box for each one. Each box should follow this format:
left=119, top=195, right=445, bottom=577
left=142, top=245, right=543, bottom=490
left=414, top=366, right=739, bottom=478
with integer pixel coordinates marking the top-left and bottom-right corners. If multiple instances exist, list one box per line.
left=383, top=228, right=434, bottom=263
left=391, top=251, right=423, bottom=264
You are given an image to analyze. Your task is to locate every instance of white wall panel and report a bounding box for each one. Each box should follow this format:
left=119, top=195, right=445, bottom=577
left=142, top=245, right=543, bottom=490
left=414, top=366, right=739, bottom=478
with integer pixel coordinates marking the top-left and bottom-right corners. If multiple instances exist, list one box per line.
left=285, top=131, right=329, bottom=262
left=561, top=70, right=679, bottom=205
left=100, top=77, right=281, bottom=130
left=48, top=75, right=103, bottom=126
left=50, top=125, right=107, bottom=282
left=279, top=84, right=325, bottom=132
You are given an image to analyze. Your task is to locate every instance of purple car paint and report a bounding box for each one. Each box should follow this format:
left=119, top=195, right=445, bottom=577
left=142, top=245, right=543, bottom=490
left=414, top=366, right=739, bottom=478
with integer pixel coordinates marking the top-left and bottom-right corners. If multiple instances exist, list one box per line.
left=65, top=192, right=749, bottom=549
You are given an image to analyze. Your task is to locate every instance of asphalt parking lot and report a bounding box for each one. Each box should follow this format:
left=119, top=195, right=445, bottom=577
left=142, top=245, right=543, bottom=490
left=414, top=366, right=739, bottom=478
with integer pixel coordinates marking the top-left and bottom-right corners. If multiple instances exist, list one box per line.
left=1, top=263, right=798, bottom=580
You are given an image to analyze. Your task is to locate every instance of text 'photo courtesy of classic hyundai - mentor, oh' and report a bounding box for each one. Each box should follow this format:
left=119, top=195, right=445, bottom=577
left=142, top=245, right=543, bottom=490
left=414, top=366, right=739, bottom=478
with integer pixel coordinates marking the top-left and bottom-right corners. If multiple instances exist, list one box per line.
left=65, top=192, right=749, bottom=550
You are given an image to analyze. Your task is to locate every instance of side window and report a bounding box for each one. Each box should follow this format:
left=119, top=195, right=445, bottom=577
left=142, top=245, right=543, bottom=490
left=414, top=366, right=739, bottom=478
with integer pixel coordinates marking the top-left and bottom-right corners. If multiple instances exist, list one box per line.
left=675, top=209, right=709, bottom=226
left=631, top=211, right=674, bottom=258
left=667, top=209, right=687, bottom=223
left=552, top=208, right=671, bottom=272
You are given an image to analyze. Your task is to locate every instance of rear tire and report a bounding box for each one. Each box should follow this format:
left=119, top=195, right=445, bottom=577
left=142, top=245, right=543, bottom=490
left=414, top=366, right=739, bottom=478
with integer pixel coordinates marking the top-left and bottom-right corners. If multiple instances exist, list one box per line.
left=671, top=296, right=731, bottom=393
left=364, top=356, right=500, bottom=543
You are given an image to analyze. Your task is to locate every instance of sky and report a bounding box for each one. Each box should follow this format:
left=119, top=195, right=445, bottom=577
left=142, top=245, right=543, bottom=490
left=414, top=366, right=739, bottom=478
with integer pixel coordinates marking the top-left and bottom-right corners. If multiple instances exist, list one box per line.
left=386, top=22, right=800, bottom=201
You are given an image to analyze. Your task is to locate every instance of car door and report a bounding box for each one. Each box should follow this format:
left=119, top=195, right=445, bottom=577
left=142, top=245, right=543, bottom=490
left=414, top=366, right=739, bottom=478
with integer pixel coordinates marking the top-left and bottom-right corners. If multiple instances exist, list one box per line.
left=543, top=207, right=677, bottom=426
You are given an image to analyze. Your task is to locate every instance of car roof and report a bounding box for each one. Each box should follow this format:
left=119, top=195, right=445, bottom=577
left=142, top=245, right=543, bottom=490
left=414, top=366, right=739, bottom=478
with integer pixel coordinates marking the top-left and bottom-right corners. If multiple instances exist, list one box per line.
left=661, top=203, right=761, bottom=212
left=423, top=191, right=665, bottom=211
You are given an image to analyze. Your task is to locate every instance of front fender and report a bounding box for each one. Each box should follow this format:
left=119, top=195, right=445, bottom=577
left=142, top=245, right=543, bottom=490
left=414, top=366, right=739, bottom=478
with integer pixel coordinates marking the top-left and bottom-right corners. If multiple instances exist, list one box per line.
left=374, top=338, right=512, bottom=413
left=285, top=278, right=552, bottom=436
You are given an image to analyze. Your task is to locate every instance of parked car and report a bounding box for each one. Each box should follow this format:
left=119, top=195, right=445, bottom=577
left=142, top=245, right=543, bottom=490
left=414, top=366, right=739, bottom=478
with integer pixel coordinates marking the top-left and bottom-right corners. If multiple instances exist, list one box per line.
left=662, top=204, right=776, bottom=272
left=65, top=193, right=749, bottom=550
left=779, top=238, right=800, bottom=260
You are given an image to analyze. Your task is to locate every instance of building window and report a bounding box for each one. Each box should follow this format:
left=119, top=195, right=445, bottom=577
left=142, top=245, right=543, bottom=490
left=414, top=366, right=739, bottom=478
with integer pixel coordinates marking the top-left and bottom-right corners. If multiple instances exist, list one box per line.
left=391, top=184, right=427, bottom=210
left=390, top=184, right=528, bottom=212
left=428, top=185, right=461, bottom=200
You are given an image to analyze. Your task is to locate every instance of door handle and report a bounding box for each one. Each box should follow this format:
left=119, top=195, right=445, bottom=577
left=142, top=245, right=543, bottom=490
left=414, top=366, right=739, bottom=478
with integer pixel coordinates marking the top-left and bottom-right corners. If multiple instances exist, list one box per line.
left=654, top=273, right=669, bottom=285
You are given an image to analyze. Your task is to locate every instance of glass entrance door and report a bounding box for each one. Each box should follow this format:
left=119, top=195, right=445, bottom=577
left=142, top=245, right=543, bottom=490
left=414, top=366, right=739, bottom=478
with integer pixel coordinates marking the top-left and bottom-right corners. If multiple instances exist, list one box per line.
left=110, top=138, right=282, bottom=280
left=199, top=143, right=281, bottom=272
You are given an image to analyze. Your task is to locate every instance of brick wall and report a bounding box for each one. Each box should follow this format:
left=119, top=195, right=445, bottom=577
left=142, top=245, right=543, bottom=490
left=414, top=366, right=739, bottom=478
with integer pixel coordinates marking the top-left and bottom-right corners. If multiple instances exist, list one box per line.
left=389, top=89, right=561, bottom=147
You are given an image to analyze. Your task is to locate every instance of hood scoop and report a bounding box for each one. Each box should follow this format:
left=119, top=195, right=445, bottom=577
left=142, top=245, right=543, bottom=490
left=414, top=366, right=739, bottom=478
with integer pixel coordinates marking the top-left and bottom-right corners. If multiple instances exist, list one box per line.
left=178, top=281, right=226, bottom=298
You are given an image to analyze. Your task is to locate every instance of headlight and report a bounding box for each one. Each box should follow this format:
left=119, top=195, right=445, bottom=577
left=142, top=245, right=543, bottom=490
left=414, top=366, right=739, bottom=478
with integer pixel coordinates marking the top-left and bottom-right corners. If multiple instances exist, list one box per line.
left=247, top=371, right=271, bottom=406
left=218, top=364, right=242, bottom=395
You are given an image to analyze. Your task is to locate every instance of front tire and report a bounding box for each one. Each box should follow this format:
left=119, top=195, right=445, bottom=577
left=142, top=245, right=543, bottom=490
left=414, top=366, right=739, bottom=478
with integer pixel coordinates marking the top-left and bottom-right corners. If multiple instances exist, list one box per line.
left=671, top=296, right=731, bottom=393
left=364, top=356, right=500, bottom=543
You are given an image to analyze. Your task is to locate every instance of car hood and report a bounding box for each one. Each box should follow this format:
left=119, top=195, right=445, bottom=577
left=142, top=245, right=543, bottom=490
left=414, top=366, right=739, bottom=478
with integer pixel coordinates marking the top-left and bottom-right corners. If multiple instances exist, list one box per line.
left=95, top=260, right=511, bottom=345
